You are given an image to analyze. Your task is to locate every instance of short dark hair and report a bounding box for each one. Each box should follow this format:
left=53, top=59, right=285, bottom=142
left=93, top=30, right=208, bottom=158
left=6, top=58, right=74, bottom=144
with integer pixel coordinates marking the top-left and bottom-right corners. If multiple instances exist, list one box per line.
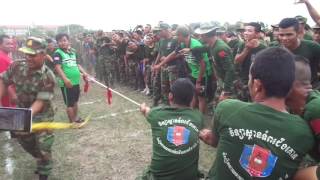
left=170, top=78, right=195, bottom=106
left=279, top=18, right=300, bottom=32
left=250, top=47, right=295, bottom=98
left=55, top=33, right=69, bottom=42
left=246, top=22, right=262, bottom=33
left=46, top=38, right=54, bottom=44
left=176, top=25, right=190, bottom=37
left=204, top=30, right=217, bottom=37
left=294, top=55, right=311, bottom=82
left=0, top=34, right=10, bottom=45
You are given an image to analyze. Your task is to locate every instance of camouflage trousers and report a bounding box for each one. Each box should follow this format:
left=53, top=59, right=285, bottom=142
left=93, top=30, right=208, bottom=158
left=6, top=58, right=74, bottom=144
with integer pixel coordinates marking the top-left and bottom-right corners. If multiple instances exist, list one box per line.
left=211, top=79, right=236, bottom=113
left=233, top=79, right=251, bottom=102
left=161, top=65, right=179, bottom=105
left=118, top=57, right=127, bottom=83
left=96, top=55, right=105, bottom=81
left=14, top=131, right=54, bottom=176
left=145, top=65, right=153, bottom=90
left=128, top=61, right=144, bottom=89
left=152, top=70, right=161, bottom=106
left=101, top=57, right=117, bottom=87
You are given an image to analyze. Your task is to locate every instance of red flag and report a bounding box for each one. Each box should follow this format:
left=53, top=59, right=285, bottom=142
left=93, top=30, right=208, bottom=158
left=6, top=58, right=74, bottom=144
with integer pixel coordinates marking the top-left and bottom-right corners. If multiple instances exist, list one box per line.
left=105, top=88, right=112, bottom=105
left=84, top=82, right=89, bottom=93
left=83, top=76, right=89, bottom=93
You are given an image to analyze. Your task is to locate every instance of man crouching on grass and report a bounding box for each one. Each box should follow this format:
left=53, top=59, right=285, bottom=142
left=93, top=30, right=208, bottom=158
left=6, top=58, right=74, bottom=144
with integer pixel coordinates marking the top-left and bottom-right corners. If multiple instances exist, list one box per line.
left=138, top=78, right=204, bottom=180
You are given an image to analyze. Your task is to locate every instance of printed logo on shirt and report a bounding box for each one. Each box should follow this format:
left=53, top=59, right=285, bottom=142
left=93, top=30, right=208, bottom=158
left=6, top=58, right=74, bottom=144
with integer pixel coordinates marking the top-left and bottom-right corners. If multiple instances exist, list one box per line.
left=167, top=126, right=190, bottom=146
left=239, top=144, right=278, bottom=178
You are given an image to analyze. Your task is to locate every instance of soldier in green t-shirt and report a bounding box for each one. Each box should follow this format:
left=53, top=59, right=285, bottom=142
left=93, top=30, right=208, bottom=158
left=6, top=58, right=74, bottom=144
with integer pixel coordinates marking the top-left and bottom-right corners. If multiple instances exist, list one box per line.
left=137, top=78, right=204, bottom=180
left=153, top=23, right=180, bottom=105
left=285, top=56, right=320, bottom=179
left=142, top=34, right=157, bottom=96
left=312, top=25, right=320, bottom=44
left=278, top=18, right=320, bottom=89
left=200, top=47, right=315, bottom=179
left=235, top=22, right=266, bottom=102
left=295, top=15, right=314, bottom=41
left=191, top=22, right=235, bottom=104
left=154, top=25, right=213, bottom=114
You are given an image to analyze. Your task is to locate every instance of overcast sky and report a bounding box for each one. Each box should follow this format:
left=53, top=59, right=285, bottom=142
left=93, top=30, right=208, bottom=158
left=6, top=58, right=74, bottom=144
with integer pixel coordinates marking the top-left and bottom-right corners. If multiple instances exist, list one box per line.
left=2, top=0, right=320, bottom=30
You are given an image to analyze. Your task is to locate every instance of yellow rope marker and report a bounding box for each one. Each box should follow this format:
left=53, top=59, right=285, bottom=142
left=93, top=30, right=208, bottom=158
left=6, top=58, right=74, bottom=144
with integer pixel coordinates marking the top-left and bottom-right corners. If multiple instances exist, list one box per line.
left=31, top=113, right=92, bottom=132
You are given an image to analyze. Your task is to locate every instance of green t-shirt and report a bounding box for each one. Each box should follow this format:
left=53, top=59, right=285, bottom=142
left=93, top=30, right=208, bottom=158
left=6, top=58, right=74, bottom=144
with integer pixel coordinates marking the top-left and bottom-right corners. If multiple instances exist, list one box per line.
left=304, top=32, right=314, bottom=41
left=304, top=90, right=320, bottom=139
left=53, top=48, right=81, bottom=87
left=158, top=38, right=178, bottom=66
left=209, top=99, right=314, bottom=179
left=228, top=39, right=242, bottom=58
left=147, top=106, right=204, bottom=180
left=237, top=41, right=266, bottom=83
left=291, top=40, right=320, bottom=86
left=144, top=45, right=157, bottom=64
left=269, top=41, right=280, bottom=47
left=180, top=38, right=213, bottom=78
left=191, top=39, right=235, bottom=92
left=209, top=39, right=235, bottom=92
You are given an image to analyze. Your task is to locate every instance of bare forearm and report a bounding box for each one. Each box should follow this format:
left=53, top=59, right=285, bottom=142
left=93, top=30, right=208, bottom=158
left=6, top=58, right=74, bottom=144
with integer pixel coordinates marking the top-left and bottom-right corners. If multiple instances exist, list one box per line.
left=235, top=48, right=250, bottom=64
left=306, top=1, right=320, bottom=25
left=0, top=79, right=7, bottom=101
left=55, top=65, right=68, bottom=81
left=197, top=60, right=205, bottom=82
left=199, top=130, right=219, bottom=147
left=154, top=54, right=161, bottom=65
left=30, top=100, right=45, bottom=116
left=159, top=51, right=178, bottom=67
left=46, top=54, right=53, bottom=62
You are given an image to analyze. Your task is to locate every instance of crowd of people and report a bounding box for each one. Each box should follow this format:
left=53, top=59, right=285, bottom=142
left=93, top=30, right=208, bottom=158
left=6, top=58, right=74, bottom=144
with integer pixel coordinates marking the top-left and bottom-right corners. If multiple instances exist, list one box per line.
left=1, top=0, right=320, bottom=179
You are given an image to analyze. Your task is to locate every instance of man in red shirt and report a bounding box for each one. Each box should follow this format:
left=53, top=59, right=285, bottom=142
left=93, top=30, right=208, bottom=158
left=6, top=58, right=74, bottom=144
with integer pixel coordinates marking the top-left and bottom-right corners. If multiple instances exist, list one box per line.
left=0, top=34, right=15, bottom=107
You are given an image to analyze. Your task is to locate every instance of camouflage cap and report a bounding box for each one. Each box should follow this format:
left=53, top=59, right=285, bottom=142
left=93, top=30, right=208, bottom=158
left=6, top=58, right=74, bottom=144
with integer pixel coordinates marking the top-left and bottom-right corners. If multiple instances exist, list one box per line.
left=152, top=26, right=161, bottom=33
left=19, top=37, right=47, bottom=55
left=216, top=27, right=227, bottom=34
left=236, top=23, right=245, bottom=31
left=194, top=22, right=220, bottom=35
left=159, top=23, right=171, bottom=30
left=295, top=15, right=307, bottom=24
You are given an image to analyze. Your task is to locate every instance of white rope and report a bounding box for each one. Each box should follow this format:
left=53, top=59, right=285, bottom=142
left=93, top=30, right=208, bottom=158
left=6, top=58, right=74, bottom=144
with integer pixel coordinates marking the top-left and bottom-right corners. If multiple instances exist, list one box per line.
left=88, top=77, right=141, bottom=107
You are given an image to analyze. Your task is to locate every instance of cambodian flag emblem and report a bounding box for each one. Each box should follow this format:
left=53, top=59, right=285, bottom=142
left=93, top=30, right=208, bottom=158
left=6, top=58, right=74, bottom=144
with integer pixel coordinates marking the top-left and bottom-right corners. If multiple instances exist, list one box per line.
left=167, top=126, right=190, bottom=146
left=239, top=144, right=278, bottom=177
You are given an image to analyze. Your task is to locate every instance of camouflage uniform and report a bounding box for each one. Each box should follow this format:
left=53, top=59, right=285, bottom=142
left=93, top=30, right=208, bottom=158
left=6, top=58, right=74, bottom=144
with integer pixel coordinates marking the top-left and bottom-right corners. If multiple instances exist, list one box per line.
left=127, top=45, right=145, bottom=90
left=158, top=38, right=179, bottom=105
left=234, top=40, right=266, bottom=102
left=144, top=45, right=157, bottom=95
left=95, top=37, right=105, bottom=81
left=115, top=40, right=128, bottom=84
left=152, top=42, right=161, bottom=106
left=1, top=60, right=55, bottom=176
left=97, top=37, right=117, bottom=87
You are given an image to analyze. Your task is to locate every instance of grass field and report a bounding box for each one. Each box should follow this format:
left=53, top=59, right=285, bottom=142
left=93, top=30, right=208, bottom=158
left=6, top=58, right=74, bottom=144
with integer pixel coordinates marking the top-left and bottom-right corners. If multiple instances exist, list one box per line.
left=0, top=82, right=216, bottom=180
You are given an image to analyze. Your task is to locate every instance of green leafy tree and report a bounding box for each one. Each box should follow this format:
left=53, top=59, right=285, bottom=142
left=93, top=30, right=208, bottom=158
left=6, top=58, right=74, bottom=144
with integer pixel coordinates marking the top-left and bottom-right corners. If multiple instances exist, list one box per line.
left=57, top=24, right=86, bottom=35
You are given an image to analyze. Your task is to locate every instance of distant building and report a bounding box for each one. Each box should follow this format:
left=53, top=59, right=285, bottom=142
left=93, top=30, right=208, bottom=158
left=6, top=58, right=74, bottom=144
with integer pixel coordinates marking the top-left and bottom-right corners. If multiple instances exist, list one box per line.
left=0, top=25, right=59, bottom=36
